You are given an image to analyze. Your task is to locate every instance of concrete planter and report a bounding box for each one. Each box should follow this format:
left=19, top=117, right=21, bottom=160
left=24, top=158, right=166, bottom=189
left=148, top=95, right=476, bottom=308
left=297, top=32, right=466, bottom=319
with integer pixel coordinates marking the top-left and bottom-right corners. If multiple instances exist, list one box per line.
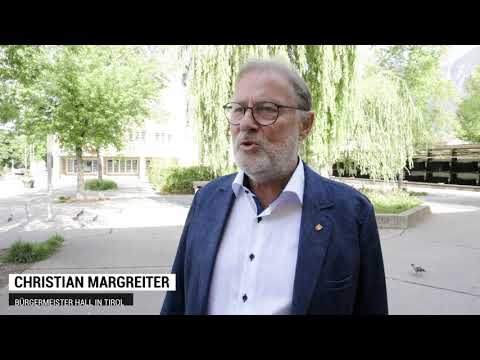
left=192, top=180, right=430, bottom=229
left=376, top=205, right=431, bottom=229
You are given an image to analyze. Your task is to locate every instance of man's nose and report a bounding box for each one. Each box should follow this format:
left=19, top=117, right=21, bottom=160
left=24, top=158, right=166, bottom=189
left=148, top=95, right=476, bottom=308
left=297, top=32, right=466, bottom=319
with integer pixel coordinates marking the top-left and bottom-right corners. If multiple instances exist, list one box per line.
left=239, top=107, right=259, bottom=132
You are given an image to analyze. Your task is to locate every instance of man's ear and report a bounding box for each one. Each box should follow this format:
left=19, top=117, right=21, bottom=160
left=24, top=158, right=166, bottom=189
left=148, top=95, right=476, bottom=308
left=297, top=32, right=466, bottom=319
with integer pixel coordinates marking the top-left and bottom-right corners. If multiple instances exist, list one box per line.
left=299, top=111, right=314, bottom=141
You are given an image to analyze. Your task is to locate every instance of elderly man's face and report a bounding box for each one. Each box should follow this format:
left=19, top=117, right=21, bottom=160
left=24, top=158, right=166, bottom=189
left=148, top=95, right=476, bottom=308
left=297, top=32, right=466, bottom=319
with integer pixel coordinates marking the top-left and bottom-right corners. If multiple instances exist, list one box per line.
left=231, top=70, right=311, bottom=183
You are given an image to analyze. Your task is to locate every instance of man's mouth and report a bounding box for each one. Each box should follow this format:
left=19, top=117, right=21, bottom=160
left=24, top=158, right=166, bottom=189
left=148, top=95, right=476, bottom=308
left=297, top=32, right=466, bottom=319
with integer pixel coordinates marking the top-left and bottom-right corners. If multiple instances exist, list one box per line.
left=239, top=140, right=259, bottom=151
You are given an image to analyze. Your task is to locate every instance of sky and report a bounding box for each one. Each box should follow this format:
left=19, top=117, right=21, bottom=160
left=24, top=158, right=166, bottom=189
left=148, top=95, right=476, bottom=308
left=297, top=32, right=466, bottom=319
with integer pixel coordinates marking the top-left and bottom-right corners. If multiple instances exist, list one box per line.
left=445, top=45, right=479, bottom=65
left=358, top=45, right=480, bottom=66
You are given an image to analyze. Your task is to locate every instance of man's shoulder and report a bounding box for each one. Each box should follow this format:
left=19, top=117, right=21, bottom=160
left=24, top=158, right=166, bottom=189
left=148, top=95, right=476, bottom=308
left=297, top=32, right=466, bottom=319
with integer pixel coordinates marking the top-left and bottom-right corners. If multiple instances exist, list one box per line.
left=322, top=176, right=370, bottom=203
left=304, top=166, right=373, bottom=219
left=195, top=173, right=236, bottom=198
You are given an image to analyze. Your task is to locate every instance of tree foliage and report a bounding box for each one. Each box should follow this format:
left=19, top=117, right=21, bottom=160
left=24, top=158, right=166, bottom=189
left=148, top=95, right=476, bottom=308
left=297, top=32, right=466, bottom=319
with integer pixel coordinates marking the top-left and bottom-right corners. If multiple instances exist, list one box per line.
left=1, top=45, right=164, bottom=191
left=185, top=45, right=357, bottom=176
left=43, top=46, right=163, bottom=154
left=375, top=45, right=457, bottom=148
left=1, top=46, right=49, bottom=160
left=0, top=129, right=26, bottom=167
left=42, top=46, right=163, bottom=191
left=341, top=63, right=422, bottom=180
left=185, top=45, right=421, bottom=180
left=457, top=65, right=480, bottom=143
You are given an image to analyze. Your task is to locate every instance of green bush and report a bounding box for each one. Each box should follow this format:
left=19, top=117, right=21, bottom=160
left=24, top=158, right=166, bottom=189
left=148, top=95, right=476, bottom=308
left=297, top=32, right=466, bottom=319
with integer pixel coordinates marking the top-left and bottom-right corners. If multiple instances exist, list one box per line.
left=359, top=188, right=422, bottom=214
left=149, top=165, right=216, bottom=194
left=85, top=179, right=118, bottom=191
left=3, top=234, right=64, bottom=264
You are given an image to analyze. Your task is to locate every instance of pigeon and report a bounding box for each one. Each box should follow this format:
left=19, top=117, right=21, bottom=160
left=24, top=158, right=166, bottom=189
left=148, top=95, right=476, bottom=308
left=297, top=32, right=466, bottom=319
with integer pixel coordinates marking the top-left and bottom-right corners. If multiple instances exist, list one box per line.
left=92, top=215, right=98, bottom=222
left=73, top=209, right=84, bottom=220
left=7, top=213, right=13, bottom=222
left=411, top=264, right=426, bottom=275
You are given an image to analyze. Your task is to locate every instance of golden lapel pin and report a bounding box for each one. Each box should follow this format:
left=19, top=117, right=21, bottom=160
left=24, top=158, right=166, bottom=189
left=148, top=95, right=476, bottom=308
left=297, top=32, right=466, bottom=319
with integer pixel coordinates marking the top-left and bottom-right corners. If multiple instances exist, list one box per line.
left=315, top=224, right=323, bottom=232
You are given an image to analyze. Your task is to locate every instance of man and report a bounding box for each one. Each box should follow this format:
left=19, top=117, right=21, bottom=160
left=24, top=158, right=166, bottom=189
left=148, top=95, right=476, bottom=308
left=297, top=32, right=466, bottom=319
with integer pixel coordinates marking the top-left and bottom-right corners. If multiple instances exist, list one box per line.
left=161, top=60, right=388, bottom=315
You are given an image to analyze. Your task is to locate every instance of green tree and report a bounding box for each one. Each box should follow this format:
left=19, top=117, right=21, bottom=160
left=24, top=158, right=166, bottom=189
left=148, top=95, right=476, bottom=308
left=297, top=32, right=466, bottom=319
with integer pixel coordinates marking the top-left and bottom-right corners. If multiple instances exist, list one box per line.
left=184, top=45, right=421, bottom=181
left=375, top=45, right=457, bottom=148
left=40, top=46, right=163, bottom=195
left=1, top=45, right=49, bottom=169
left=342, top=63, right=422, bottom=181
left=185, top=45, right=357, bottom=176
left=457, top=65, right=480, bottom=143
left=0, top=129, right=27, bottom=169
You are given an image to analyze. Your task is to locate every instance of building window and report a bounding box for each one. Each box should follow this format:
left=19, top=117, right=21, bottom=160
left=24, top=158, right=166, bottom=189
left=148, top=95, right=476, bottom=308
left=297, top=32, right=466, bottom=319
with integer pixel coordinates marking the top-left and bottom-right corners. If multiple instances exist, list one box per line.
left=155, top=133, right=160, bottom=141
left=66, top=159, right=97, bottom=174
left=84, top=160, right=92, bottom=173
left=168, top=134, right=172, bottom=143
left=105, top=158, right=139, bottom=174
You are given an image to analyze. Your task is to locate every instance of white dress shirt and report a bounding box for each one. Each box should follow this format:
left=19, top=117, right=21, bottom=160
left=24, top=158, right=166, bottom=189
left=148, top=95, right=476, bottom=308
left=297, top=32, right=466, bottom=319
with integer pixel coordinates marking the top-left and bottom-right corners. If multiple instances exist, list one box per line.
left=207, top=159, right=304, bottom=315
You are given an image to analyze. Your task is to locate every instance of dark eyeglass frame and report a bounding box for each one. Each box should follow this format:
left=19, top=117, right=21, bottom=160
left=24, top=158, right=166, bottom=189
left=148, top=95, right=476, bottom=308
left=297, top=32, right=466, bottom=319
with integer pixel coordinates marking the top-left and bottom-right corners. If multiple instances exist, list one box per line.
left=223, top=101, right=307, bottom=126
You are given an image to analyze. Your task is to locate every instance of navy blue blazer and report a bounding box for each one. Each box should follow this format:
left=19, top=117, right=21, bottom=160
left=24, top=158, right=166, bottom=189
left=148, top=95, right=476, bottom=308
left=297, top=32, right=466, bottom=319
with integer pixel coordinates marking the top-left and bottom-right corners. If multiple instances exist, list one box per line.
left=161, top=162, right=388, bottom=315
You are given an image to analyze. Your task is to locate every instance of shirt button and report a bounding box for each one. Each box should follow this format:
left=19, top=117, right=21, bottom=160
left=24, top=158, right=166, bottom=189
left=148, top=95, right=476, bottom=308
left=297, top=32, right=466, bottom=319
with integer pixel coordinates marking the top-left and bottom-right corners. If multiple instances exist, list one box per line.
left=249, top=254, right=255, bottom=261
left=245, top=190, right=249, bottom=194
left=242, top=294, right=248, bottom=302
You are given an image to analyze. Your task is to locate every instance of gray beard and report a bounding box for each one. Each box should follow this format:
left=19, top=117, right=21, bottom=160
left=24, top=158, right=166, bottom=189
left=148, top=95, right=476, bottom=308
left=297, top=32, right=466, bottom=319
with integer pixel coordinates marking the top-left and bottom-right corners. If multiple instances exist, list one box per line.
left=233, top=130, right=299, bottom=184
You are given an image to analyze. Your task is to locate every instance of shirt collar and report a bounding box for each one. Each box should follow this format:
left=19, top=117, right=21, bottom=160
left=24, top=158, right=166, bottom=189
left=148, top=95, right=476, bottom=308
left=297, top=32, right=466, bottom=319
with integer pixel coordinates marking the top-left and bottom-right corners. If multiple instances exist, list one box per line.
left=232, top=157, right=304, bottom=205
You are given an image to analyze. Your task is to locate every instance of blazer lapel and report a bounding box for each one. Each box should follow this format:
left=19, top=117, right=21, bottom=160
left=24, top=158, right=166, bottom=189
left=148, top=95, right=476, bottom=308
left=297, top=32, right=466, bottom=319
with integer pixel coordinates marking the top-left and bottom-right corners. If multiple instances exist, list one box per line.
left=291, top=165, right=335, bottom=315
left=196, top=186, right=236, bottom=314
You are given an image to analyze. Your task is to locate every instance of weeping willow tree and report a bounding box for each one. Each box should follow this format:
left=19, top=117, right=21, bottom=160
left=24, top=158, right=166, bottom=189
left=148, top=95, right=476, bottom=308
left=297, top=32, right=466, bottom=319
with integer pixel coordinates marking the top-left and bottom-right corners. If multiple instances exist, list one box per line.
left=339, top=63, right=423, bottom=180
left=185, top=45, right=292, bottom=175
left=184, top=45, right=421, bottom=181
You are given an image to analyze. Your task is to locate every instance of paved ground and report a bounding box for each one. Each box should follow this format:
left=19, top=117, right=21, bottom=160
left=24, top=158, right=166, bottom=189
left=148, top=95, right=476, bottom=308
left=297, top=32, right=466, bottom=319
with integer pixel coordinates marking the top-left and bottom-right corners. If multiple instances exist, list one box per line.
left=0, top=174, right=479, bottom=314
left=381, top=187, right=480, bottom=314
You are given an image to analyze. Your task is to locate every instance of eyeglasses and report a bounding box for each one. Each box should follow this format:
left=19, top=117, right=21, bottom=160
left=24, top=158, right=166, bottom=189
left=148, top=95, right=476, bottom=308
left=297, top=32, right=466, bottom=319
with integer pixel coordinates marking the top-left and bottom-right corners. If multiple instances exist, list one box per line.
left=223, top=101, right=306, bottom=126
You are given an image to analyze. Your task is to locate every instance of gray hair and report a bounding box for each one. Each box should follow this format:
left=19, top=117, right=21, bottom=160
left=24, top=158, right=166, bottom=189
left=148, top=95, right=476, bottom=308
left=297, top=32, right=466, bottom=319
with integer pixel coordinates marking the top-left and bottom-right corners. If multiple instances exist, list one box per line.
left=235, top=59, right=312, bottom=114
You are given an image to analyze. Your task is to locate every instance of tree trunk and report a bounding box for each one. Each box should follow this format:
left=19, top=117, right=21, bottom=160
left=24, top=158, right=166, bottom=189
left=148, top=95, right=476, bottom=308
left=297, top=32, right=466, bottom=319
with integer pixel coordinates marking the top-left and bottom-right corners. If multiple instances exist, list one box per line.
left=47, top=134, right=54, bottom=193
left=29, top=144, right=34, bottom=171
left=397, top=168, right=405, bottom=191
left=96, top=148, right=103, bottom=182
left=76, top=147, right=85, bottom=200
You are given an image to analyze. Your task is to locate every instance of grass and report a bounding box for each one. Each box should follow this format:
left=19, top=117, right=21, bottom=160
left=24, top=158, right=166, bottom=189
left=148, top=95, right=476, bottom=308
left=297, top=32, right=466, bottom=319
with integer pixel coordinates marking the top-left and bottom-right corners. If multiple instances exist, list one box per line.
left=85, top=179, right=118, bottom=191
left=56, top=195, right=72, bottom=203
left=2, top=234, right=64, bottom=264
left=358, top=188, right=423, bottom=214
left=407, top=191, right=428, bottom=196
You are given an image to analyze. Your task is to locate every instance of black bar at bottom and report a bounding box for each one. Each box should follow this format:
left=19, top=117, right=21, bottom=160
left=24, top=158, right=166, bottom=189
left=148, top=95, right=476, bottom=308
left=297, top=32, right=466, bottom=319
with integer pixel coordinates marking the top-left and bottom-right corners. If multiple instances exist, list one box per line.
left=9, top=293, right=133, bottom=306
